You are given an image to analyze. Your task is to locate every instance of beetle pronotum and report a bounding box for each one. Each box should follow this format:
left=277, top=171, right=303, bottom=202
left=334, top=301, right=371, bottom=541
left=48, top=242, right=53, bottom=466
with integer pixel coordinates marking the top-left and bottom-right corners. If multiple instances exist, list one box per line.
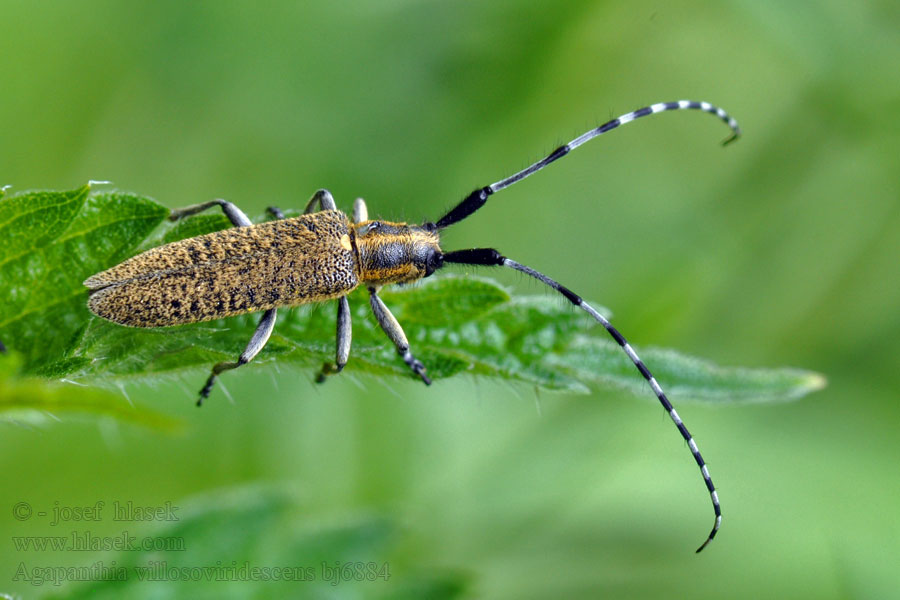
left=84, top=100, right=739, bottom=551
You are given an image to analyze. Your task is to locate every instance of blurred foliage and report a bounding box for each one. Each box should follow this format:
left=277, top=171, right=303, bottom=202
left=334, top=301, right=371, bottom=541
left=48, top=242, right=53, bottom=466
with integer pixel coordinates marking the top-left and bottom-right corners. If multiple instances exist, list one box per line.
left=39, top=485, right=468, bottom=600
left=0, top=352, right=179, bottom=431
left=0, top=1, right=897, bottom=599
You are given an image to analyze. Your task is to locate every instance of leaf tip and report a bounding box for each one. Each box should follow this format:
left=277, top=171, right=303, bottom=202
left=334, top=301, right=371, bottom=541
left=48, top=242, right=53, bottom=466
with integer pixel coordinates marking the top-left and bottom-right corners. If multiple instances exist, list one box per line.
left=802, top=371, right=828, bottom=393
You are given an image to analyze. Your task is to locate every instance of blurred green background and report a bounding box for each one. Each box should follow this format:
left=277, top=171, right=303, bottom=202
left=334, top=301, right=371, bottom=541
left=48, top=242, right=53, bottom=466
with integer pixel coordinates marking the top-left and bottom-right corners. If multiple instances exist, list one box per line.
left=1, top=1, right=898, bottom=598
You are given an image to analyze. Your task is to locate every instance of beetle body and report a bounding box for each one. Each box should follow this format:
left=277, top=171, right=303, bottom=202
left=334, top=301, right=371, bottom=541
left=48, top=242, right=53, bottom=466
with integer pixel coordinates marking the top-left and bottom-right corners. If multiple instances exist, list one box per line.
left=85, top=210, right=441, bottom=327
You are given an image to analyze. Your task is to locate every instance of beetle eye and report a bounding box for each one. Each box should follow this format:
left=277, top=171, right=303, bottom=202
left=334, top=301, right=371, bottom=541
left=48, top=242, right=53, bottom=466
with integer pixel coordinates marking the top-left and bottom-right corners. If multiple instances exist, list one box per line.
left=424, top=251, right=443, bottom=277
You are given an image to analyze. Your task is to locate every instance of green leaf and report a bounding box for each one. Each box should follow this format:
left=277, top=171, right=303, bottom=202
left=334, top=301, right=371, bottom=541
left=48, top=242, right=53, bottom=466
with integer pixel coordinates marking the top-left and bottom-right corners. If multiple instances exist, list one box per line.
left=0, top=185, right=169, bottom=373
left=549, top=337, right=828, bottom=404
left=39, top=484, right=467, bottom=599
left=0, top=352, right=180, bottom=430
left=0, top=186, right=826, bottom=407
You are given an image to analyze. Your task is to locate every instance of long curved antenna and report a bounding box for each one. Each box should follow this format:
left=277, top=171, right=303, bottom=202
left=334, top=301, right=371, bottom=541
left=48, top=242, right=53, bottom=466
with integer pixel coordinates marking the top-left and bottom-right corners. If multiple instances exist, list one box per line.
left=442, top=247, right=721, bottom=552
left=435, top=100, right=740, bottom=229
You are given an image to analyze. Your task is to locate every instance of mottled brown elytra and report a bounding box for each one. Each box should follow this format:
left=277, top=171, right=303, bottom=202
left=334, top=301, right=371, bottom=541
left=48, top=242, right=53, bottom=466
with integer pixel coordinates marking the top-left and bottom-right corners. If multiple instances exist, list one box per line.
left=84, top=100, right=740, bottom=551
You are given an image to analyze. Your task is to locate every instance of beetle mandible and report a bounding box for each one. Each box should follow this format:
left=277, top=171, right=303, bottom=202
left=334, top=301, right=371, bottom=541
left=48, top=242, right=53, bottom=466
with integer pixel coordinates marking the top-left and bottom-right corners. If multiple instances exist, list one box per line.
left=84, top=100, right=740, bottom=551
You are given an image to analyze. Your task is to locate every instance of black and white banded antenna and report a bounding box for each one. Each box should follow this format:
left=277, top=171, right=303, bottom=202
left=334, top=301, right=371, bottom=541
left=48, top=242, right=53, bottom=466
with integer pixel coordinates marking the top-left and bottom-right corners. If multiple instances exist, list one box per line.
left=433, top=100, right=740, bottom=552
left=435, top=100, right=740, bottom=229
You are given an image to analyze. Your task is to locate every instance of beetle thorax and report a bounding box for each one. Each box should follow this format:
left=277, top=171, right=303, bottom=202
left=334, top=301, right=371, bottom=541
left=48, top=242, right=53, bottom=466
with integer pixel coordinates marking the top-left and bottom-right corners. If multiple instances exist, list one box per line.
left=353, top=220, right=442, bottom=286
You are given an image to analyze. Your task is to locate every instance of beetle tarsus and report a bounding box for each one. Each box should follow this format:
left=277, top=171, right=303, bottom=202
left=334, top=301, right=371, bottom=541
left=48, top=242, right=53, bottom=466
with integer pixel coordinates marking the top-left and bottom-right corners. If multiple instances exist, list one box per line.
left=266, top=206, right=286, bottom=220
left=197, top=374, right=216, bottom=406
left=407, top=357, right=431, bottom=385
left=316, top=361, right=344, bottom=383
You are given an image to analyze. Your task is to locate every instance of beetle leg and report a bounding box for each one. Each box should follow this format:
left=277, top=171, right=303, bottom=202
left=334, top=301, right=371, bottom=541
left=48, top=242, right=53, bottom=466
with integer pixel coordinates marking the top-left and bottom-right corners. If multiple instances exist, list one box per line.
left=353, top=197, right=368, bottom=223
left=367, top=287, right=431, bottom=385
left=265, top=206, right=286, bottom=220
left=269, top=189, right=338, bottom=221
left=303, top=189, right=337, bottom=213
left=316, top=295, right=352, bottom=383
left=197, top=308, right=277, bottom=406
left=168, top=199, right=252, bottom=228
left=313, top=195, right=362, bottom=383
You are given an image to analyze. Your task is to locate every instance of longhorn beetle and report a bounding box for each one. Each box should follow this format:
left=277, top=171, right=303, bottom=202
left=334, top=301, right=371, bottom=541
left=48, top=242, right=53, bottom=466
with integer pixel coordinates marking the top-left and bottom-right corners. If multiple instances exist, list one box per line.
left=84, top=100, right=740, bottom=552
